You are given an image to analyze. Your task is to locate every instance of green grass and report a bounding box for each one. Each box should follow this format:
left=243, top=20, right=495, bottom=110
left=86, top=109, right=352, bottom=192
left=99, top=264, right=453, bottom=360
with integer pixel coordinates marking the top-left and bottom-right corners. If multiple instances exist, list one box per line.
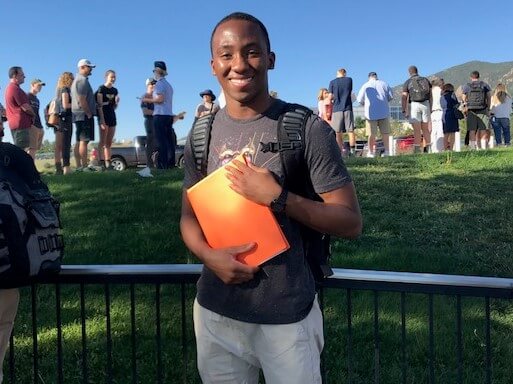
left=7, top=148, right=513, bottom=383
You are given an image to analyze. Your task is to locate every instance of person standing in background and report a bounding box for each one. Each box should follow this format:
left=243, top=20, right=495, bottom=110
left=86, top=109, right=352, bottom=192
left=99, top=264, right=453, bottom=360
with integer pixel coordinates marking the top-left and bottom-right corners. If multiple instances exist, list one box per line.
left=96, top=70, right=119, bottom=170
left=329, top=68, right=355, bottom=155
left=4, top=66, right=36, bottom=155
left=141, top=61, right=175, bottom=169
left=317, top=87, right=332, bottom=124
left=195, top=89, right=220, bottom=119
left=401, top=65, right=432, bottom=153
left=429, top=77, right=444, bottom=153
left=356, top=72, right=393, bottom=157
left=27, top=79, right=45, bottom=160
left=141, top=78, right=157, bottom=168
left=54, top=72, right=74, bottom=175
left=71, top=59, right=96, bottom=171
left=489, top=83, right=511, bottom=146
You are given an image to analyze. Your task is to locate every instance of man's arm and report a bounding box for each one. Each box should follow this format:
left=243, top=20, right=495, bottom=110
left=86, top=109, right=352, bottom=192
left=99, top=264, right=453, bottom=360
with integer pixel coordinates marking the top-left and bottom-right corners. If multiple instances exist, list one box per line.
left=180, top=191, right=260, bottom=284
left=225, top=159, right=362, bottom=239
left=20, top=102, right=35, bottom=118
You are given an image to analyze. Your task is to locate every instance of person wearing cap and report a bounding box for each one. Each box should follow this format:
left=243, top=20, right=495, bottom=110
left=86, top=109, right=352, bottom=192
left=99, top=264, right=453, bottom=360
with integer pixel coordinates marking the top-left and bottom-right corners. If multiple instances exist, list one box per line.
left=71, top=59, right=96, bottom=171
left=141, top=61, right=176, bottom=169
left=140, top=78, right=157, bottom=167
left=195, top=89, right=220, bottom=118
left=27, top=79, right=46, bottom=159
left=356, top=72, right=394, bottom=157
left=4, top=66, right=36, bottom=154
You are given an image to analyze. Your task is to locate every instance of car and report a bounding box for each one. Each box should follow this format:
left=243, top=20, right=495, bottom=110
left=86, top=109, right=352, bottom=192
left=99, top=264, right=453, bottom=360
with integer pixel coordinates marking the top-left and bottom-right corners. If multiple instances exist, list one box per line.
left=91, top=136, right=185, bottom=171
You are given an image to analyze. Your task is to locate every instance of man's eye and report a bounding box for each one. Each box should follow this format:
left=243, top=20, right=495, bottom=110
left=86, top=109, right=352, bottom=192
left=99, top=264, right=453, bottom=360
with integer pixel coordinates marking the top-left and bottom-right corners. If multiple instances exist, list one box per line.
left=220, top=53, right=232, bottom=59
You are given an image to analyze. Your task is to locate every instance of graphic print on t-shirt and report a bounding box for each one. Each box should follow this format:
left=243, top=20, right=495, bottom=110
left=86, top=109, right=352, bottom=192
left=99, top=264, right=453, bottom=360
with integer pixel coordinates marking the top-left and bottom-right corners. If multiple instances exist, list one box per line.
left=209, top=130, right=280, bottom=171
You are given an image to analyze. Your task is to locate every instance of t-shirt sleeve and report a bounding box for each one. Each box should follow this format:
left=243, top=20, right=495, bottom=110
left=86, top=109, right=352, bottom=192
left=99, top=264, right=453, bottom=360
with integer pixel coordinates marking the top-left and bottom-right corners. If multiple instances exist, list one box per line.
left=76, top=78, right=88, bottom=96
left=304, top=115, right=352, bottom=195
left=402, top=79, right=409, bottom=93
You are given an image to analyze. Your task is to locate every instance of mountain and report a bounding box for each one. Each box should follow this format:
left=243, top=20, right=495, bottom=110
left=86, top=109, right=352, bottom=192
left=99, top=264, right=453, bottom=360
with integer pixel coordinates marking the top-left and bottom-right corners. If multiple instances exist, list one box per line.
left=391, top=60, right=513, bottom=105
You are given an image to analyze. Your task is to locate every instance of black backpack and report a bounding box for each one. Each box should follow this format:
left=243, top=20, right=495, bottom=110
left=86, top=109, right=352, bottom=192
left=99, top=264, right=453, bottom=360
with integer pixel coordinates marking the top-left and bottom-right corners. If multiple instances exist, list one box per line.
left=0, top=143, right=64, bottom=288
left=189, top=103, right=333, bottom=282
left=466, top=81, right=487, bottom=110
left=408, top=76, right=431, bottom=102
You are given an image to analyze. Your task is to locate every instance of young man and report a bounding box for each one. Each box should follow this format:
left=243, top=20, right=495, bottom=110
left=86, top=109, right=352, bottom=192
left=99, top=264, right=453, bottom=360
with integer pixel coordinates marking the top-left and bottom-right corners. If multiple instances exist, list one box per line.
left=329, top=68, right=356, bottom=154
left=401, top=65, right=432, bottom=153
left=27, top=78, right=46, bottom=159
left=71, top=59, right=96, bottom=171
left=180, top=12, right=362, bottom=384
left=461, top=71, right=492, bottom=150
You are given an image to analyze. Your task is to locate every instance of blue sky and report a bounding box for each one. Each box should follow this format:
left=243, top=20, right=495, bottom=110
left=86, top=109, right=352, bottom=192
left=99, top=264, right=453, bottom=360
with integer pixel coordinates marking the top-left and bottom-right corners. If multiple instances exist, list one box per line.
left=2, top=0, right=513, bottom=143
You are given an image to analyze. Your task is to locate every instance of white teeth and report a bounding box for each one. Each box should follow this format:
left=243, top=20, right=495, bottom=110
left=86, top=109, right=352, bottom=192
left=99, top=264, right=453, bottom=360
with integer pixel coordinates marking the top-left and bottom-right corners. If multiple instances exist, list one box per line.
left=230, top=78, right=252, bottom=85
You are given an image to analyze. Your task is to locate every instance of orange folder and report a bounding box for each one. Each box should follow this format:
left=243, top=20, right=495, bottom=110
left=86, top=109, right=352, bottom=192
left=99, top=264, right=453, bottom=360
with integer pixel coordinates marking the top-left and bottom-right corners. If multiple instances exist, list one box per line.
left=186, top=155, right=290, bottom=266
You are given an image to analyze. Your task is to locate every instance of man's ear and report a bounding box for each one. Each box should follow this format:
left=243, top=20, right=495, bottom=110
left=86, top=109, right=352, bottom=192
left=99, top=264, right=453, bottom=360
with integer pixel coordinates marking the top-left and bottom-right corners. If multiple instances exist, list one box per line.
left=268, top=52, right=276, bottom=70
left=211, top=59, right=216, bottom=76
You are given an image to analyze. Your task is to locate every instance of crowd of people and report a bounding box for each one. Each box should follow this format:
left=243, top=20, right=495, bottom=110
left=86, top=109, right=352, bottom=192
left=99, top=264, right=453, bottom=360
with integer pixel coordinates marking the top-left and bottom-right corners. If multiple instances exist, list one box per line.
left=0, top=11, right=511, bottom=384
left=317, top=66, right=512, bottom=157
left=0, top=59, right=188, bottom=174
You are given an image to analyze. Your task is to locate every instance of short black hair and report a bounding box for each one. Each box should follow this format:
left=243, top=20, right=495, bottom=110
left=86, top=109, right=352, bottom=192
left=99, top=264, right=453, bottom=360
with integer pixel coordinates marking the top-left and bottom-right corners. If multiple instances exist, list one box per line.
left=210, top=12, right=271, bottom=55
left=8, top=66, right=22, bottom=79
left=470, top=70, right=480, bottom=79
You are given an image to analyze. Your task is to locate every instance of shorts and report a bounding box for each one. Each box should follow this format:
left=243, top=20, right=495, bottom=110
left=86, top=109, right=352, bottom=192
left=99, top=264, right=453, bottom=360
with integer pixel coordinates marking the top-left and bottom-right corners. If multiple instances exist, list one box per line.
left=11, top=128, right=30, bottom=149
left=466, top=110, right=489, bottom=131
left=194, top=297, right=324, bottom=384
left=366, top=118, right=390, bottom=136
left=409, top=101, right=431, bottom=123
left=75, top=117, right=95, bottom=142
left=54, top=115, right=72, bottom=133
left=100, top=110, right=117, bottom=127
left=29, top=126, right=44, bottom=150
left=331, top=110, right=354, bottom=133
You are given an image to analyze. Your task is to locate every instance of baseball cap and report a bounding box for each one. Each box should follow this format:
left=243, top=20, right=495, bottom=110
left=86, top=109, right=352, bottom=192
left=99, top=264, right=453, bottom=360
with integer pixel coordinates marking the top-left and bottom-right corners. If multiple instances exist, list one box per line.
left=31, top=79, right=46, bottom=86
left=145, top=78, right=157, bottom=86
left=77, top=59, right=96, bottom=68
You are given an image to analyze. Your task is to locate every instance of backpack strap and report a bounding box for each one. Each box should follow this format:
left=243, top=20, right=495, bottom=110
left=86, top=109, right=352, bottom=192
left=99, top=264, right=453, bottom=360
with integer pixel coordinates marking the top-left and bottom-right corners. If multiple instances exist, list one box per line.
left=190, top=112, right=217, bottom=176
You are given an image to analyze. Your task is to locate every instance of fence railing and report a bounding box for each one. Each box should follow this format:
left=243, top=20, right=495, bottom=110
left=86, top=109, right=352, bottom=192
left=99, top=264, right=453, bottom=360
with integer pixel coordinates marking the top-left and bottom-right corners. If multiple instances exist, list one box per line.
left=6, top=265, right=513, bottom=384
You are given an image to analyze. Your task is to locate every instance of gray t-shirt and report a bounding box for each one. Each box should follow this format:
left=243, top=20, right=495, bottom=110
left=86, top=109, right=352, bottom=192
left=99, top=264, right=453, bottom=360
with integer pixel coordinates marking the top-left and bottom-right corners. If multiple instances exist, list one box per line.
left=183, top=99, right=352, bottom=324
left=71, top=73, right=95, bottom=122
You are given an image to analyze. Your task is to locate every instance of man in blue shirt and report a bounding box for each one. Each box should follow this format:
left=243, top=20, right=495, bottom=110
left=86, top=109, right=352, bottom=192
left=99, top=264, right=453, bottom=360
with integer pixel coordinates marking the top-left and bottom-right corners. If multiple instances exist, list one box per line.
left=329, top=68, right=355, bottom=155
left=357, top=72, right=394, bottom=157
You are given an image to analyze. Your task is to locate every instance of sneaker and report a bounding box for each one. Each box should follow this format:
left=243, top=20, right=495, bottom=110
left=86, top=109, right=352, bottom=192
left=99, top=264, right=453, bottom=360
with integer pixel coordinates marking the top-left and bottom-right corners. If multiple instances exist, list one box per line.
left=75, top=167, right=84, bottom=172
left=366, top=152, right=375, bottom=158
left=83, top=165, right=98, bottom=172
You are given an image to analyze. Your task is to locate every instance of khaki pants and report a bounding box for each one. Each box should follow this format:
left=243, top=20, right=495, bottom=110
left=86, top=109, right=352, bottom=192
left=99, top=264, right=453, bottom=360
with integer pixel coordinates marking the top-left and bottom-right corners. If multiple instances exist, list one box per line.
left=0, top=289, right=19, bottom=384
left=194, top=297, right=324, bottom=384
left=29, top=126, right=44, bottom=150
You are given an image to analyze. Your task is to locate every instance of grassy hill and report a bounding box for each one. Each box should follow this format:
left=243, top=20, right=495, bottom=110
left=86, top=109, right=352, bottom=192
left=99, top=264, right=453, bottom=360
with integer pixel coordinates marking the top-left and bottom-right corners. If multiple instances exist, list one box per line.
left=391, top=60, right=513, bottom=105
left=8, top=149, right=513, bottom=383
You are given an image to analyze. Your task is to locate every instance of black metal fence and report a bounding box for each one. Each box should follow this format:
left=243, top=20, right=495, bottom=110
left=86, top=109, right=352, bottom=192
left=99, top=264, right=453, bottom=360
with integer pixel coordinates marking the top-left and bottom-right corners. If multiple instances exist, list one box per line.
left=5, top=265, right=513, bottom=384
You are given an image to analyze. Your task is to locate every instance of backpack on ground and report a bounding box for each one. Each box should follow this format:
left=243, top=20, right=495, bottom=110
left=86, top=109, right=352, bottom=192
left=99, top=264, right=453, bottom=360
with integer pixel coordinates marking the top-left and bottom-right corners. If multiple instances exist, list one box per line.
left=408, top=76, right=431, bottom=102
left=466, top=81, right=487, bottom=110
left=0, top=143, right=64, bottom=288
left=190, top=104, right=334, bottom=282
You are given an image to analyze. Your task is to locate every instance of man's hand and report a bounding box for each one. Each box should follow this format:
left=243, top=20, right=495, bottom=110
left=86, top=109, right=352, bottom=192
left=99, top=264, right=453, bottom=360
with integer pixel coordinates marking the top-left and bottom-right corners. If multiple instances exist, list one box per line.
left=225, top=158, right=281, bottom=206
left=202, top=243, right=260, bottom=284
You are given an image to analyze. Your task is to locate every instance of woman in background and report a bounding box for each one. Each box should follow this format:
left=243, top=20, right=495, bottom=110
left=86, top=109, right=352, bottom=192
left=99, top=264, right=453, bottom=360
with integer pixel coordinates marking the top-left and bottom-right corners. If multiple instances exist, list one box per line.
left=195, top=89, right=219, bottom=119
left=489, top=83, right=511, bottom=146
left=96, top=70, right=119, bottom=170
left=54, top=72, right=74, bottom=175
left=317, top=87, right=332, bottom=124
left=440, top=83, right=460, bottom=151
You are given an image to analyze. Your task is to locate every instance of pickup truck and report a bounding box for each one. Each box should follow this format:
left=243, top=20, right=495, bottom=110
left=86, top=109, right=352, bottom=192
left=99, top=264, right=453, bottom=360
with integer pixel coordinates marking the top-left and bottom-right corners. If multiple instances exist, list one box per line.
left=106, top=136, right=185, bottom=171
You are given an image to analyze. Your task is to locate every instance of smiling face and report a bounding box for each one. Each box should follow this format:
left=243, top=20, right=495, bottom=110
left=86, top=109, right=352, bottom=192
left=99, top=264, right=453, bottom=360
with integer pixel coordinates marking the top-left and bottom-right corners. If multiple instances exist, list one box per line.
left=210, top=18, right=275, bottom=117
